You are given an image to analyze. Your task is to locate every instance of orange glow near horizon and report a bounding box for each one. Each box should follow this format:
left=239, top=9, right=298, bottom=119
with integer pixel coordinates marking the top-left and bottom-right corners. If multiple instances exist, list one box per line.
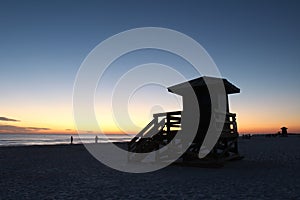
left=1, top=120, right=299, bottom=135
left=1, top=95, right=300, bottom=135
left=230, top=94, right=300, bottom=134
left=1, top=107, right=299, bottom=135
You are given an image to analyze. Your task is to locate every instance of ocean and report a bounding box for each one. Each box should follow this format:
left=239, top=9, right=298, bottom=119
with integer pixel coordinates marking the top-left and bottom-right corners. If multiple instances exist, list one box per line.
left=0, top=133, right=134, bottom=146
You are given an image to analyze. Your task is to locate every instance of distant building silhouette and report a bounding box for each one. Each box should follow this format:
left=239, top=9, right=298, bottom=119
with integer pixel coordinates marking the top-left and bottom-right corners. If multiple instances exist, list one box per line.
left=281, top=127, right=288, bottom=137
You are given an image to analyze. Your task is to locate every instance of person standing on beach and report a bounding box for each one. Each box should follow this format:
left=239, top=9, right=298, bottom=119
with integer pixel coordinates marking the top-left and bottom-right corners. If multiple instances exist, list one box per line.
left=71, top=136, right=73, bottom=144
left=95, top=135, right=98, bottom=143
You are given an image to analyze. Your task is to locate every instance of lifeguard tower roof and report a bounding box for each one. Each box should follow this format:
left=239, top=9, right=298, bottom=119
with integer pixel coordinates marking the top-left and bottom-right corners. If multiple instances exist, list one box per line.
left=168, top=76, right=240, bottom=94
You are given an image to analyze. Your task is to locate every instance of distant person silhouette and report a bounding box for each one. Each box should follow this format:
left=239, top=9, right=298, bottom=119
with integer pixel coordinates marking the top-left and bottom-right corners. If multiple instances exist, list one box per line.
left=71, top=136, right=73, bottom=144
left=95, top=135, right=98, bottom=143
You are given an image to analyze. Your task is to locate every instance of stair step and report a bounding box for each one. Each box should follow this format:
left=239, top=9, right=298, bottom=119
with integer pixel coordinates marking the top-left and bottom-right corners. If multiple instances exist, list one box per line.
left=168, top=116, right=181, bottom=120
left=165, top=122, right=181, bottom=127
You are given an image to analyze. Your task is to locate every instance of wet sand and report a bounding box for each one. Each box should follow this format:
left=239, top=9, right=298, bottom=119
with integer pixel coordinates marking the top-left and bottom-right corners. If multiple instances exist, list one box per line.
left=0, top=135, right=299, bottom=199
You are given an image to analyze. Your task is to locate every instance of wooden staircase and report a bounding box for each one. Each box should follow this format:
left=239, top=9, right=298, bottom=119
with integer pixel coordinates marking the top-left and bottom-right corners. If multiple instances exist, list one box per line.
left=128, top=110, right=242, bottom=165
left=127, top=111, right=181, bottom=161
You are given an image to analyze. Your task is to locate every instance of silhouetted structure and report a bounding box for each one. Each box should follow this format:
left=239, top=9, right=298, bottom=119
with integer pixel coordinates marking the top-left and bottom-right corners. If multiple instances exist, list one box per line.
left=242, top=134, right=252, bottom=139
left=281, top=127, right=288, bottom=137
left=128, top=76, right=242, bottom=166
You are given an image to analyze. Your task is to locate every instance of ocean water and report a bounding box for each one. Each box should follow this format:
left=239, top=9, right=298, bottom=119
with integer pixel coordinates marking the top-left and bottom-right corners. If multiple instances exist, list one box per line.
left=0, top=133, right=134, bottom=146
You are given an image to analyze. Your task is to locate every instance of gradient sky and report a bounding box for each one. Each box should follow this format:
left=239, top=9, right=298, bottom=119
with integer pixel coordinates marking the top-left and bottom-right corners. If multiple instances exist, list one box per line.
left=0, top=0, right=299, bottom=134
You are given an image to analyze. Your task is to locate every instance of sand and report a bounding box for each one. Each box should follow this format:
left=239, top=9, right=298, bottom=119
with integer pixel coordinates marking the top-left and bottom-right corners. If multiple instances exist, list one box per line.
left=0, top=135, right=299, bottom=199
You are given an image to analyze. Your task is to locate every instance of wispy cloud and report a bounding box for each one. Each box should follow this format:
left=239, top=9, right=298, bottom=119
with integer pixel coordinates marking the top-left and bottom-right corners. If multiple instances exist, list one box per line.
left=0, top=117, right=20, bottom=122
left=0, top=125, right=51, bottom=133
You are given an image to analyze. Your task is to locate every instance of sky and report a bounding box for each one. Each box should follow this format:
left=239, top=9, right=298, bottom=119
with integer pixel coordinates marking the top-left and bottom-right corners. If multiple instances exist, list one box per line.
left=0, top=0, right=299, bottom=134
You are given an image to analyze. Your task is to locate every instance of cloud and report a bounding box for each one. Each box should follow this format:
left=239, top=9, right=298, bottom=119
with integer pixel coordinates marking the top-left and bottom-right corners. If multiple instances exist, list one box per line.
left=0, top=125, right=51, bottom=133
left=0, top=117, right=20, bottom=122
left=26, top=127, right=51, bottom=131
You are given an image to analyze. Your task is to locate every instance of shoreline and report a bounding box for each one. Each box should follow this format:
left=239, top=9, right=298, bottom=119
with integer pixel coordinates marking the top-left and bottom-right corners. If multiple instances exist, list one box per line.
left=0, top=141, right=129, bottom=149
left=0, top=133, right=299, bottom=148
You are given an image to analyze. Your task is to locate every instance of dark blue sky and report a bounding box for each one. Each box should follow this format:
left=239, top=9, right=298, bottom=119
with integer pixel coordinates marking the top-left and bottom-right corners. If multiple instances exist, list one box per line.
left=0, top=0, right=299, bottom=133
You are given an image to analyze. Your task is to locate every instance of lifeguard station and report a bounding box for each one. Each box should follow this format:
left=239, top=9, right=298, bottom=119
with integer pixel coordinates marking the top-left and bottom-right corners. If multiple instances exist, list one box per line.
left=128, top=76, right=242, bottom=166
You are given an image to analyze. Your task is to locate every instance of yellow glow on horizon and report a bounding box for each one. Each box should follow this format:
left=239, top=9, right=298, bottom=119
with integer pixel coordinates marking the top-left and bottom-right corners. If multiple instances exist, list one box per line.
left=231, top=97, right=300, bottom=133
left=1, top=95, right=300, bottom=134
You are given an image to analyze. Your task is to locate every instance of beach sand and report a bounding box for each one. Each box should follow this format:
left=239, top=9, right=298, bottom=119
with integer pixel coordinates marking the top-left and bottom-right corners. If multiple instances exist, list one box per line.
left=0, top=135, right=299, bottom=199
